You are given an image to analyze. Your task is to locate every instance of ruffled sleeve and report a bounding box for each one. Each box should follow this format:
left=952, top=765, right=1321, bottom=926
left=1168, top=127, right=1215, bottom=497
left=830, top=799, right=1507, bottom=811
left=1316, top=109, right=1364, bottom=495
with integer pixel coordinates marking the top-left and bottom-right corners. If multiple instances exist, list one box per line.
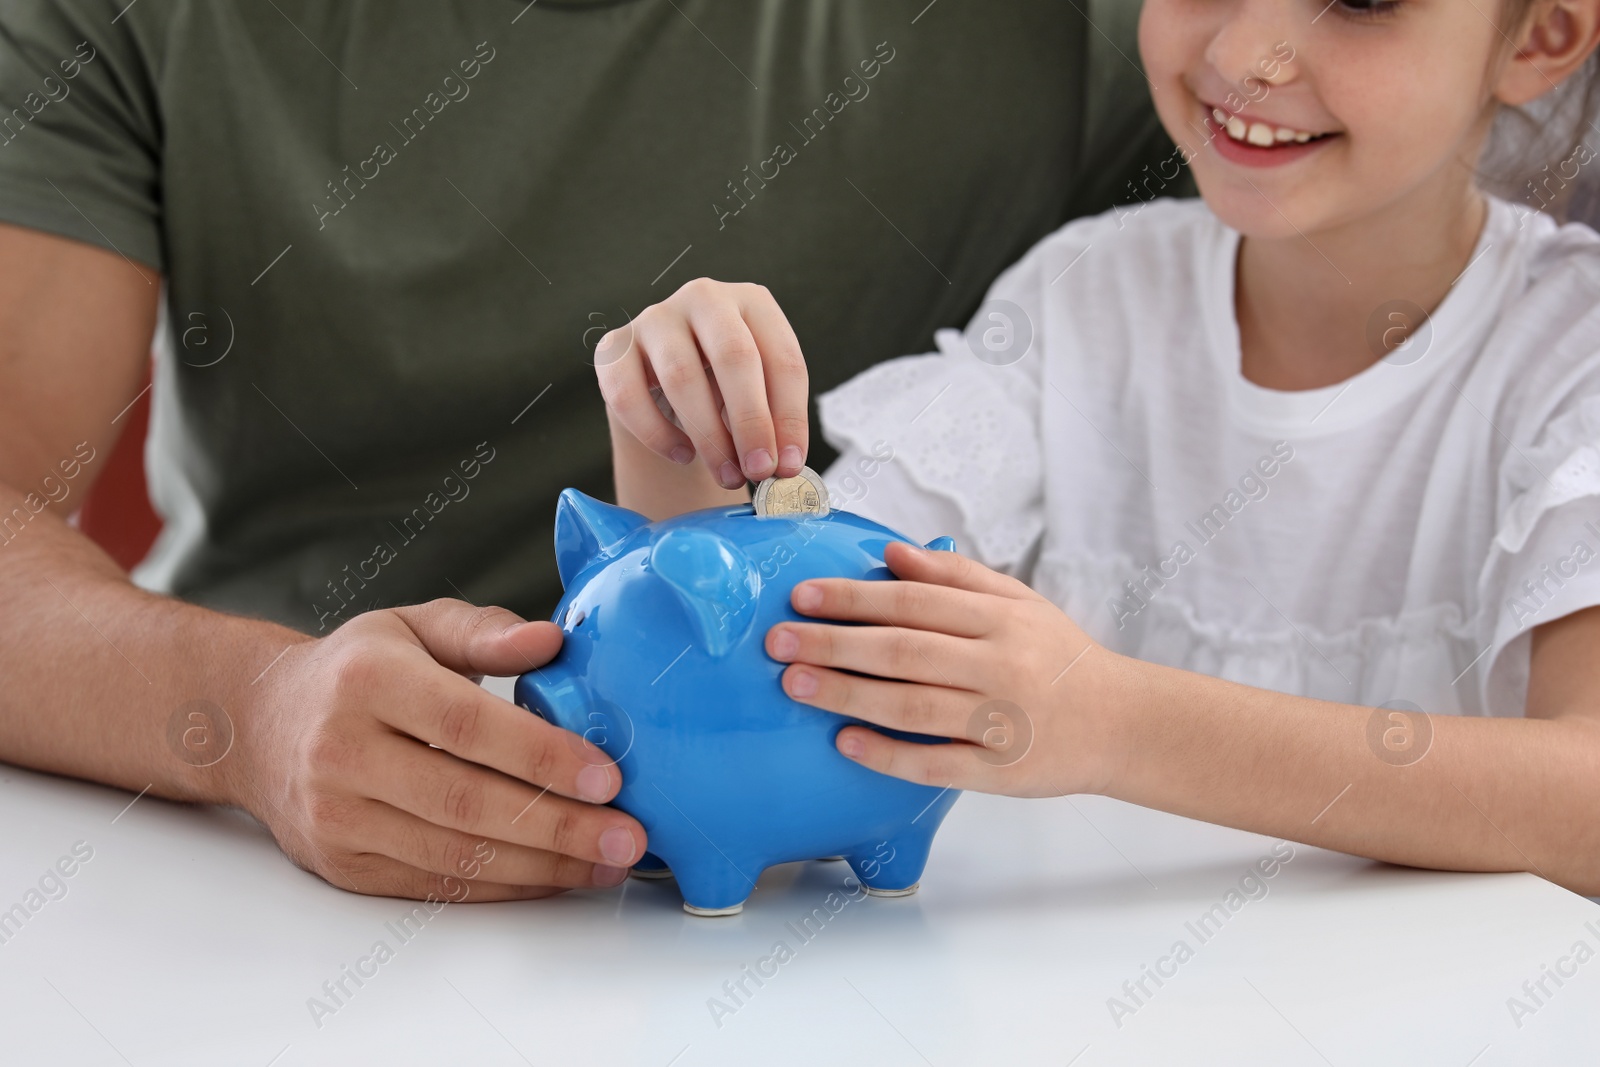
left=1480, top=386, right=1600, bottom=712
left=816, top=245, right=1050, bottom=577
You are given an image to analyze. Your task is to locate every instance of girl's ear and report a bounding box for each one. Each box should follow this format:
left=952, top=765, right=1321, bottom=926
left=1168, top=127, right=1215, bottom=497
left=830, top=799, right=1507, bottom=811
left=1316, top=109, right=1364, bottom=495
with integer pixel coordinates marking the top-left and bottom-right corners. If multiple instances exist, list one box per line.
left=1496, top=0, right=1600, bottom=106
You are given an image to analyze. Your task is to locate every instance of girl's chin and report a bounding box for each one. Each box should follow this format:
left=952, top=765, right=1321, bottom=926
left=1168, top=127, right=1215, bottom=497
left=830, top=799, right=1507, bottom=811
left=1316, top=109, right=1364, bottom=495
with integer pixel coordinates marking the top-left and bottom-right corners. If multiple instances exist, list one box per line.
left=1191, top=176, right=1335, bottom=241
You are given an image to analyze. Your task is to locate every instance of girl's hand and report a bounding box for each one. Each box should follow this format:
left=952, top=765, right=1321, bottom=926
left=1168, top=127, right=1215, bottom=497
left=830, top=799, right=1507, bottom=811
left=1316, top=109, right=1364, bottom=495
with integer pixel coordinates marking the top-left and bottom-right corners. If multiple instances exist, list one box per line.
left=594, top=278, right=809, bottom=490
left=765, top=541, right=1129, bottom=798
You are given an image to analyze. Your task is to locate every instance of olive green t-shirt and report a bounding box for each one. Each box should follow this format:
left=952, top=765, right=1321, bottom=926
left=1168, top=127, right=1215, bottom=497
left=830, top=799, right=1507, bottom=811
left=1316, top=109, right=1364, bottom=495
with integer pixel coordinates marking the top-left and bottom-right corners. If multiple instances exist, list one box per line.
left=0, top=0, right=1185, bottom=632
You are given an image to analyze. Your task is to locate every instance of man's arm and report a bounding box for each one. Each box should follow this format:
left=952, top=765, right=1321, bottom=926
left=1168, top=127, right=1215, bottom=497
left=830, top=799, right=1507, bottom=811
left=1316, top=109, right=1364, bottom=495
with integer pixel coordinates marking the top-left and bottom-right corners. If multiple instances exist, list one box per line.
left=0, top=221, right=210, bottom=795
left=0, top=224, right=647, bottom=900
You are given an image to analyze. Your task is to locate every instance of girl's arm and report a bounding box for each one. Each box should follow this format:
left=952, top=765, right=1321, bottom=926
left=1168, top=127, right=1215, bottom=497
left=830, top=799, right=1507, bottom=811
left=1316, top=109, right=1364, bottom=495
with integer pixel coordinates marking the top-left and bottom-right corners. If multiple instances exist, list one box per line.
left=766, top=542, right=1600, bottom=895
left=1104, top=605, right=1600, bottom=890
left=608, top=409, right=749, bottom=521
left=595, top=278, right=810, bottom=520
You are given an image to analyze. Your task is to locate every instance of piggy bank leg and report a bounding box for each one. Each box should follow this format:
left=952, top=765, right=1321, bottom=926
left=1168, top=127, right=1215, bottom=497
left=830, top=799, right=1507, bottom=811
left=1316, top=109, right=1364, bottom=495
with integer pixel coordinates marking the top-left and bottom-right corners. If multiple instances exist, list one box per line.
left=848, top=829, right=935, bottom=898
left=630, top=851, right=674, bottom=881
left=672, top=855, right=759, bottom=917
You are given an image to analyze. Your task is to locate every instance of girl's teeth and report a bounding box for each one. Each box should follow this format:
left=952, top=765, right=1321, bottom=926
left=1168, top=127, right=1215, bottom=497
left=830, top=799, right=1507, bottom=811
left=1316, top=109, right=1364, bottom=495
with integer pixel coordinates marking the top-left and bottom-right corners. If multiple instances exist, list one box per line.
left=1212, top=107, right=1322, bottom=147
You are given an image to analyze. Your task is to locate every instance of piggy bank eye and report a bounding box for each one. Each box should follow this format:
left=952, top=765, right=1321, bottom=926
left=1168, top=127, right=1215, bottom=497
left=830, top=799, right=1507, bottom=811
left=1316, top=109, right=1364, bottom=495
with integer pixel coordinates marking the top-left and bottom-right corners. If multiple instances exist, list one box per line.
left=565, top=605, right=588, bottom=628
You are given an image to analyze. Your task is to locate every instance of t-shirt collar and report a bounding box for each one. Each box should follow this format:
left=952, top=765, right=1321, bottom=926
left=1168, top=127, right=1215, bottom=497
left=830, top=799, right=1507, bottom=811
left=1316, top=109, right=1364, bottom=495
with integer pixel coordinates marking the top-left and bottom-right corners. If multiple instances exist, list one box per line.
left=1202, top=196, right=1522, bottom=438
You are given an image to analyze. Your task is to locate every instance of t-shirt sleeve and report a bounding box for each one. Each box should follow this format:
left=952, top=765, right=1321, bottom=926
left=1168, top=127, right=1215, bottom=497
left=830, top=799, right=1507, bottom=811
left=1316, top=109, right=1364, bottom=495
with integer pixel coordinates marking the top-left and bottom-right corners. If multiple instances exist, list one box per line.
left=1480, top=358, right=1600, bottom=713
left=816, top=241, right=1049, bottom=579
left=0, top=0, right=163, bottom=269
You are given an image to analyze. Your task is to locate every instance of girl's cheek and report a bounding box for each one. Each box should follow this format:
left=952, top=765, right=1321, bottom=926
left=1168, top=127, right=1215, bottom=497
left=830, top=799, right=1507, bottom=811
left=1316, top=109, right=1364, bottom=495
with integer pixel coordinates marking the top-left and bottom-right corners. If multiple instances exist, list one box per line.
left=1136, top=0, right=1188, bottom=82
left=1137, top=3, right=1202, bottom=138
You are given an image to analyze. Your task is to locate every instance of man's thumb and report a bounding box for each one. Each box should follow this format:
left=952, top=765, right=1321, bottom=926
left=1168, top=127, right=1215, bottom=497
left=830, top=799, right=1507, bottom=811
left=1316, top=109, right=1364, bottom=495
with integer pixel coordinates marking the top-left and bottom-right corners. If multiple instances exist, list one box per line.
left=392, top=598, right=562, bottom=679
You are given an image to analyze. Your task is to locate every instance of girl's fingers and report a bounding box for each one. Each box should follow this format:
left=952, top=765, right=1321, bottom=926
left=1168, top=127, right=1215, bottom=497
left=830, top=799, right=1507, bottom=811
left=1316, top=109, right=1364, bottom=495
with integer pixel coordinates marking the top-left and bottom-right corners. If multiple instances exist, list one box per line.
left=835, top=725, right=985, bottom=791
left=789, top=571, right=998, bottom=638
left=685, top=291, right=778, bottom=482
left=734, top=284, right=809, bottom=478
left=638, top=314, right=743, bottom=488
left=882, top=541, right=1041, bottom=600
left=597, top=278, right=809, bottom=485
left=780, top=662, right=979, bottom=738
left=594, top=326, right=694, bottom=464
left=339, top=798, right=630, bottom=891
left=766, top=621, right=988, bottom=689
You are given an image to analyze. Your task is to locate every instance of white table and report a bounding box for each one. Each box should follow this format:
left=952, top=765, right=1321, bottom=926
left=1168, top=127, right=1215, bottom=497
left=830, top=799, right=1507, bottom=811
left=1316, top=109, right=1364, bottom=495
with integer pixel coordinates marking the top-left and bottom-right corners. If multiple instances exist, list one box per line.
left=1, top=677, right=1596, bottom=1066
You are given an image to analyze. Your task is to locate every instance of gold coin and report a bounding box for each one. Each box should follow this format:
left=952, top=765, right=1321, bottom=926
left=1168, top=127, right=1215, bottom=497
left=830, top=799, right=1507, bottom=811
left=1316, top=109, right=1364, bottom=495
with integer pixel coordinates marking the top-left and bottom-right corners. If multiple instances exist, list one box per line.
left=753, top=465, right=830, bottom=518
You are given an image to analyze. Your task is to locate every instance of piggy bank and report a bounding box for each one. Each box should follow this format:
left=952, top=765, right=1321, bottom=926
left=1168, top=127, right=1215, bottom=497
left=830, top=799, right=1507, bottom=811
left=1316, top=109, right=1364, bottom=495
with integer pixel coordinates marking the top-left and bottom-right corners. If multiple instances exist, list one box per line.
left=514, top=489, right=963, bottom=916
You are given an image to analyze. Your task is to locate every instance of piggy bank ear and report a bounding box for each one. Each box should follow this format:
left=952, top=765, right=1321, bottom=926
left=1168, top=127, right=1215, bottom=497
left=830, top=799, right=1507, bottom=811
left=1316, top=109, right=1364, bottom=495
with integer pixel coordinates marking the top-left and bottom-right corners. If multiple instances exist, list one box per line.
left=925, top=535, right=957, bottom=552
left=555, top=489, right=649, bottom=589
left=648, top=527, right=759, bottom=658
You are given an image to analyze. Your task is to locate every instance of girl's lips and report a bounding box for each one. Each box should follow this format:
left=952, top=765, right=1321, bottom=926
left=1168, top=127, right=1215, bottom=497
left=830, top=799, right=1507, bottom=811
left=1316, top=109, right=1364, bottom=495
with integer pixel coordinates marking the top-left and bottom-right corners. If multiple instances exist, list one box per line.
left=1202, top=112, right=1339, bottom=169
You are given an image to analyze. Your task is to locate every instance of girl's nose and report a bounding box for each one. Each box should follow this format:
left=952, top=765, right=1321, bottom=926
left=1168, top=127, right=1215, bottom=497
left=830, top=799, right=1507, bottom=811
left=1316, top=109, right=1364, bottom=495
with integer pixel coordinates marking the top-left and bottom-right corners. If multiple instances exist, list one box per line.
left=1203, top=8, right=1298, bottom=96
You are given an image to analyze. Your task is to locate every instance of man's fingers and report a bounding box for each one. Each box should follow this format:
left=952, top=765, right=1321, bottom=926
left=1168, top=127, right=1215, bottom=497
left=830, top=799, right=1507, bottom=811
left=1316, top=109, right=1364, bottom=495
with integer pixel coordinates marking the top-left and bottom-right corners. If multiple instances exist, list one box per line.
left=735, top=284, right=809, bottom=477
left=365, top=734, right=645, bottom=867
left=341, top=800, right=630, bottom=890
left=354, top=637, right=617, bottom=801
left=686, top=294, right=777, bottom=482
left=327, top=851, right=573, bottom=903
left=351, top=600, right=648, bottom=864
left=391, top=598, right=562, bottom=679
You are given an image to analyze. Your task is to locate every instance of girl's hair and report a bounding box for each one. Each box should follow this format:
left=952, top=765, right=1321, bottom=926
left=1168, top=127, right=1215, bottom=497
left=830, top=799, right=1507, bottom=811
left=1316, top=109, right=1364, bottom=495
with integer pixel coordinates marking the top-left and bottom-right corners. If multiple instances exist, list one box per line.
left=1481, top=0, right=1600, bottom=222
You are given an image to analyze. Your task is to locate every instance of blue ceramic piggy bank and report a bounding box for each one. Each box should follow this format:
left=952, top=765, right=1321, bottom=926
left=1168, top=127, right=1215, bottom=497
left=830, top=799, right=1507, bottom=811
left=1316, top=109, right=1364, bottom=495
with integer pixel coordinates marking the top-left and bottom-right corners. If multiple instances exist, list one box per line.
left=514, top=489, right=963, bottom=915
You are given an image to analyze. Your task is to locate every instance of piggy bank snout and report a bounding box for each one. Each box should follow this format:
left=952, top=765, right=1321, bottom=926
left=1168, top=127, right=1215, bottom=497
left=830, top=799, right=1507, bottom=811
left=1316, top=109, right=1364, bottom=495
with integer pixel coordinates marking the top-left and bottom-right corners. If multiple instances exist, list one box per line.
left=515, top=666, right=637, bottom=762
left=567, top=699, right=636, bottom=761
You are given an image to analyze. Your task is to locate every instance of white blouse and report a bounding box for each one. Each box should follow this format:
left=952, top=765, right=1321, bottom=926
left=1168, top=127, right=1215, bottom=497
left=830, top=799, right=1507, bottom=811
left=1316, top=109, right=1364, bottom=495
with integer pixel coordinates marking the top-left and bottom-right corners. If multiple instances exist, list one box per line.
left=817, top=196, right=1600, bottom=716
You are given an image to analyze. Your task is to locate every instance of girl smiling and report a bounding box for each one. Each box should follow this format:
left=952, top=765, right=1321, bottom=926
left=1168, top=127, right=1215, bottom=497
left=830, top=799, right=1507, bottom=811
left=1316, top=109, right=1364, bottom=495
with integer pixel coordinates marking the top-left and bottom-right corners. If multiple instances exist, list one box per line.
left=598, top=0, right=1600, bottom=892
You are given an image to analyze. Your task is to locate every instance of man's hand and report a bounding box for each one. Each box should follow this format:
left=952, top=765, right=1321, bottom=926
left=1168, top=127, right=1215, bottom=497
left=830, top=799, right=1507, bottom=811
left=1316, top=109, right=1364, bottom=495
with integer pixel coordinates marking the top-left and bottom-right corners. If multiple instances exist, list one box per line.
left=241, top=599, right=645, bottom=901
left=0, top=225, right=642, bottom=904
